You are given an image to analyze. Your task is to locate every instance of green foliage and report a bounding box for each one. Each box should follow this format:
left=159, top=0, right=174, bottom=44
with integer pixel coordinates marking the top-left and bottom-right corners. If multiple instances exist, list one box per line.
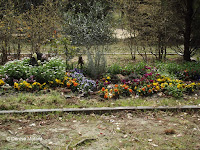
left=27, top=58, right=66, bottom=83
left=1, top=59, right=30, bottom=84
left=108, top=61, right=148, bottom=76
left=84, top=50, right=107, bottom=78
left=107, top=64, right=122, bottom=75
left=63, top=0, right=113, bottom=47
left=0, top=57, right=66, bottom=84
left=156, top=61, right=200, bottom=81
left=48, top=37, right=79, bottom=70
left=164, top=85, right=183, bottom=98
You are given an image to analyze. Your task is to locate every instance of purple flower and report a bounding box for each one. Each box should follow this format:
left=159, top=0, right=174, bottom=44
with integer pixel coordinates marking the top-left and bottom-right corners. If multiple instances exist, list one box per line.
left=122, top=80, right=126, bottom=84
left=150, top=80, right=154, bottom=83
left=145, top=66, right=151, bottom=70
left=144, top=73, right=148, bottom=78
left=13, top=79, right=19, bottom=83
left=133, top=79, right=140, bottom=82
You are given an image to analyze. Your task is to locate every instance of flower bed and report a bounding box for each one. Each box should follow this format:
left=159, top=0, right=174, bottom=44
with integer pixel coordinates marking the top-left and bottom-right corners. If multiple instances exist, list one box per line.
left=0, top=59, right=200, bottom=100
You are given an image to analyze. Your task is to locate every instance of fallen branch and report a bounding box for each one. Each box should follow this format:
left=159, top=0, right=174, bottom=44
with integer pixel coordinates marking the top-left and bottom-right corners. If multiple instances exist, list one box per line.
left=66, top=140, right=72, bottom=150
left=74, top=138, right=96, bottom=147
left=39, top=141, right=51, bottom=150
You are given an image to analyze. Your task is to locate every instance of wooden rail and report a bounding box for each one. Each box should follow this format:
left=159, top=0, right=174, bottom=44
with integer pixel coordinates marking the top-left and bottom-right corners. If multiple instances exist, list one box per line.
left=0, top=105, right=199, bottom=114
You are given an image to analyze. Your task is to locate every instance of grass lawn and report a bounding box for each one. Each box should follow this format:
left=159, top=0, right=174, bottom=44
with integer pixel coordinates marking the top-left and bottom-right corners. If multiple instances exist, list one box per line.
left=1, top=89, right=200, bottom=111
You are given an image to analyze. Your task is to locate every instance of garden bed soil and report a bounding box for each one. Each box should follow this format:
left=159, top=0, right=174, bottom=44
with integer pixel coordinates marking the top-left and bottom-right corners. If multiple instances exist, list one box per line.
left=0, top=111, right=200, bottom=149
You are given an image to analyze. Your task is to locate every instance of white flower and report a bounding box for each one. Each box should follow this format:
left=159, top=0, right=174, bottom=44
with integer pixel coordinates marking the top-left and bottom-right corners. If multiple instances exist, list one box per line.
left=33, top=53, right=37, bottom=60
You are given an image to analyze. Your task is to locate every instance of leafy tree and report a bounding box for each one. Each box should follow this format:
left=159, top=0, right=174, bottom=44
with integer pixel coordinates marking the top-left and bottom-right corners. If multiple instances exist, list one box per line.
left=168, top=0, right=200, bottom=61
left=0, top=0, right=22, bottom=64
left=63, top=0, right=113, bottom=50
left=23, top=0, right=61, bottom=53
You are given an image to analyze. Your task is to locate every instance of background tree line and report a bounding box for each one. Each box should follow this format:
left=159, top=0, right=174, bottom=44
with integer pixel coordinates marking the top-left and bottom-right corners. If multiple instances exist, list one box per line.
left=0, top=0, right=200, bottom=65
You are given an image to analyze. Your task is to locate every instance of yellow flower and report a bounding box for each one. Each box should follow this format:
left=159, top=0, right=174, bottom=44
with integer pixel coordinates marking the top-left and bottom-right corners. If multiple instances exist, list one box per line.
left=177, top=84, right=182, bottom=89
left=14, top=82, right=20, bottom=90
left=156, top=86, right=160, bottom=91
left=0, top=79, right=5, bottom=86
left=166, top=77, right=170, bottom=81
left=49, top=81, right=54, bottom=84
left=55, top=79, right=63, bottom=84
left=106, top=76, right=111, bottom=80
left=134, top=86, right=137, bottom=90
left=14, top=82, right=18, bottom=89
left=157, top=78, right=162, bottom=82
left=153, top=82, right=158, bottom=86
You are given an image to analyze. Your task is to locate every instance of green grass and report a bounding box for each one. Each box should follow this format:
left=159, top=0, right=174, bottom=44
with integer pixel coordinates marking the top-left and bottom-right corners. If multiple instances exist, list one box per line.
left=0, top=89, right=200, bottom=111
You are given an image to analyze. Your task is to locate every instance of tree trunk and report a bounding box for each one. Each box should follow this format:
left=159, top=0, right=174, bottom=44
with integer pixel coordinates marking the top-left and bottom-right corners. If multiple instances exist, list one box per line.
left=183, top=0, right=193, bottom=61
left=17, top=43, right=21, bottom=60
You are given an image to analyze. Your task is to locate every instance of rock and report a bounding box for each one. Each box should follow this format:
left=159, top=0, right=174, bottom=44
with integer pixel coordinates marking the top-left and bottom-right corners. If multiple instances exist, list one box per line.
left=1, top=84, right=12, bottom=90
left=64, top=95, right=71, bottom=99
left=157, top=92, right=163, bottom=97
left=59, top=88, right=71, bottom=94
left=40, top=89, right=50, bottom=94
left=116, top=74, right=126, bottom=81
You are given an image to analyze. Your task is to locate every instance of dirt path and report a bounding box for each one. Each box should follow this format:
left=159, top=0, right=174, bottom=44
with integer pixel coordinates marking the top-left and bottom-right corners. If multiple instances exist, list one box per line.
left=113, top=29, right=136, bottom=39
left=0, top=111, right=200, bottom=150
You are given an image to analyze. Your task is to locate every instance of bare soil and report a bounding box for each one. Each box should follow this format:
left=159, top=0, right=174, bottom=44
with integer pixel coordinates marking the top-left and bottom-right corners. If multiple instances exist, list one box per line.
left=0, top=111, right=200, bottom=150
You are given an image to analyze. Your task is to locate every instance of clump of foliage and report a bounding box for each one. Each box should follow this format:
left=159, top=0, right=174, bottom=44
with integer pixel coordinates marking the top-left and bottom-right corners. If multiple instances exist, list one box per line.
left=0, top=57, right=66, bottom=85
left=84, top=50, right=107, bottom=79
left=156, top=62, right=200, bottom=81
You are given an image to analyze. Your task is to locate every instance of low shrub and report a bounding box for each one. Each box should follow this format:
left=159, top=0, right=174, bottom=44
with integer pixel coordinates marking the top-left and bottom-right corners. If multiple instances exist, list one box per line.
left=0, top=57, right=66, bottom=85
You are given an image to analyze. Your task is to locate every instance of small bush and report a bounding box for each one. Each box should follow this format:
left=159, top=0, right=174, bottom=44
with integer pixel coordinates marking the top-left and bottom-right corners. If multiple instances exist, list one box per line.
left=85, top=51, right=107, bottom=79
left=107, top=63, right=122, bottom=75
left=0, top=57, right=66, bottom=85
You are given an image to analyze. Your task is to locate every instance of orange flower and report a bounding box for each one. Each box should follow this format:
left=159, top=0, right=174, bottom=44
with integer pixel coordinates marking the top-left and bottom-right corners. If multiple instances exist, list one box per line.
left=129, top=89, right=133, bottom=93
left=114, top=84, right=118, bottom=88
left=104, top=93, right=108, bottom=99
left=147, top=84, right=151, bottom=88
left=125, top=86, right=129, bottom=90
left=67, top=82, right=71, bottom=88
left=73, top=78, right=76, bottom=81
left=102, top=87, right=105, bottom=91
left=122, top=84, right=126, bottom=88
left=114, top=89, right=118, bottom=92
left=73, top=82, right=78, bottom=87
left=148, top=89, right=152, bottom=93
left=142, top=87, right=146, bottom=91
